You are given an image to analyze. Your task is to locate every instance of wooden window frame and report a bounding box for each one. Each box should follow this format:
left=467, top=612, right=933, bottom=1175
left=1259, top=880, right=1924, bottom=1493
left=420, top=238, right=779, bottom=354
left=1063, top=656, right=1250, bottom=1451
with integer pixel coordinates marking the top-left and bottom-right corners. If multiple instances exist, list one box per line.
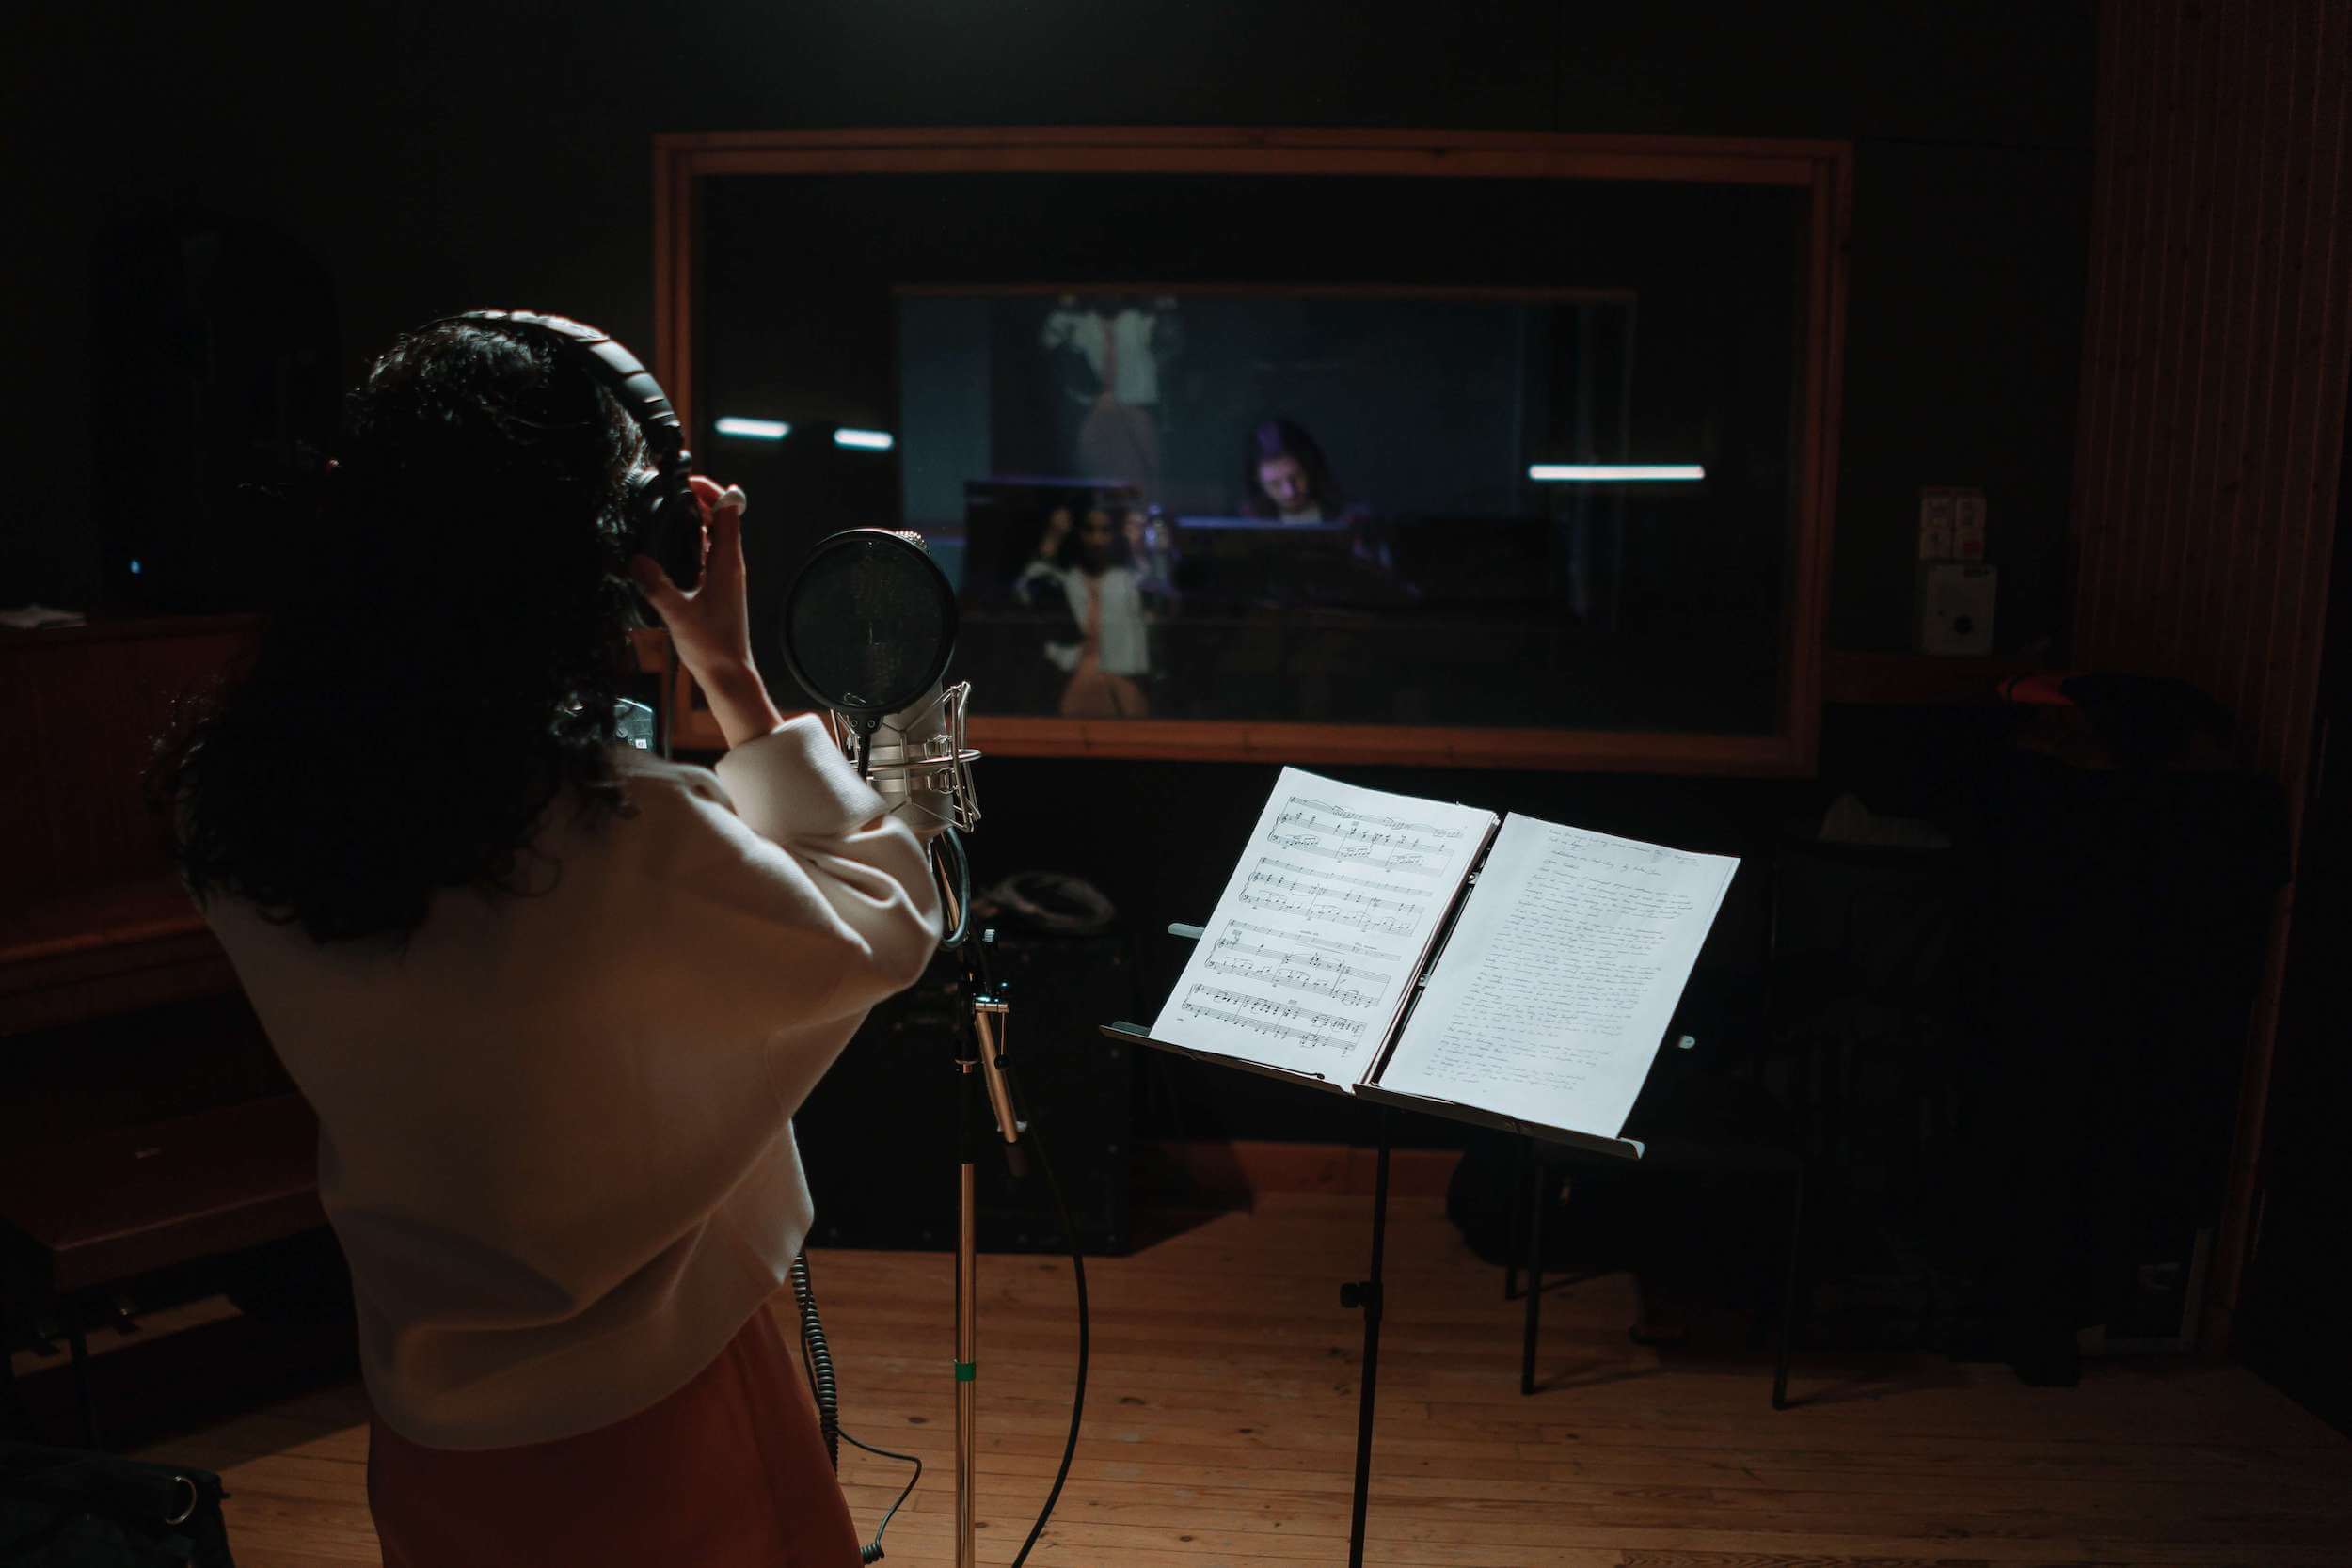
left=652, top=128, right=1851, bottom=774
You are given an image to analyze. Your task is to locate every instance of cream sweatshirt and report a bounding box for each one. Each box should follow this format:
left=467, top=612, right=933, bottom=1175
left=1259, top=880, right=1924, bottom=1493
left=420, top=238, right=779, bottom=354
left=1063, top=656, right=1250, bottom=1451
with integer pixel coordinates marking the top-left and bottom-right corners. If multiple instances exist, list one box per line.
left=203, top=717, right=940, bottom=1449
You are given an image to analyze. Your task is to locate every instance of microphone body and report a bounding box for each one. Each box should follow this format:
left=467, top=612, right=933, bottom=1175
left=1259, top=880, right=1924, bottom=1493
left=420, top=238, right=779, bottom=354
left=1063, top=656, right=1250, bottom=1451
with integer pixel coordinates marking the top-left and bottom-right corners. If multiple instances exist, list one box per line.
left=849, top=679, right=980, bottom=835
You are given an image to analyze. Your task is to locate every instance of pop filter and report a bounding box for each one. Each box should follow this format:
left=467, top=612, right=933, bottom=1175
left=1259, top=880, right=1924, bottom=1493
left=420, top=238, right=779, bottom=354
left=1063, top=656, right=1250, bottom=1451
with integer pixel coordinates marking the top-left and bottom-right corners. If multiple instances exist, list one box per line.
left=778, top=530, right=957, bottom=727
left=778, top=528, right=980, bottom=838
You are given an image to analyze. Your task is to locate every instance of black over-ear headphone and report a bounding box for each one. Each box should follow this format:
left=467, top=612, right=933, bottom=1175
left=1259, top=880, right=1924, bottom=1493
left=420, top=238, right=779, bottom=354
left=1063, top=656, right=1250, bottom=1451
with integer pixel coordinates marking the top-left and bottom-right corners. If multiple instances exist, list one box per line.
left=437, top=309, right=703, bottom=591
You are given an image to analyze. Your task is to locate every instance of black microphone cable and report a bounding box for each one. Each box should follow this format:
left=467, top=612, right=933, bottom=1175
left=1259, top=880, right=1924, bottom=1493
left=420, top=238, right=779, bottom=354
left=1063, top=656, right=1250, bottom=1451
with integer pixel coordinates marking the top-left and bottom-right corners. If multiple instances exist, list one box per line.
left=787, top=1123, right=1084, bottom=1567
left=787, top=1021, right=1089, bottom=1568
left=792, top=1252, right=920, bottom=1564
left=1004, top=1057, right=1089, bottom=1568
left=936, top=826, right=974, bottom=951
left=796, top=820, right=1079, bottom=1566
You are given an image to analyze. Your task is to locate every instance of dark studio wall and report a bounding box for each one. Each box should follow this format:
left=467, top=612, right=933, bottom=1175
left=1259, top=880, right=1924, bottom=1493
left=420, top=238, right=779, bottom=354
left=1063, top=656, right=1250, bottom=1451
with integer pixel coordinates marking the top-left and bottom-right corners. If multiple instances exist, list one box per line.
left=2065, top=0, right=2352, bottom=1357
left=8, top=0, right=2093, bottom=644
left=6, top=3, right=2098, bottom=1143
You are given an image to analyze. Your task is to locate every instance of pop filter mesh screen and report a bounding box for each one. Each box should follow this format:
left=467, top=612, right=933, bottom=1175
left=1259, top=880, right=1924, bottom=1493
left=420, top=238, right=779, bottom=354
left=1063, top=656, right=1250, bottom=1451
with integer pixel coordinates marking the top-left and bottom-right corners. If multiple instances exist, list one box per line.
left=781, top=532, right=954, bottom=715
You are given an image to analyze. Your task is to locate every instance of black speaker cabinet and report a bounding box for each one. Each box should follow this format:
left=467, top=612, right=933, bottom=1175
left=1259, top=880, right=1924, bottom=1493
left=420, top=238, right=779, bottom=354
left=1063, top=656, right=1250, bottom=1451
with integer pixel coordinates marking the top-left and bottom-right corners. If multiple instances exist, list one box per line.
left=793, top=931, right=1137, bottom=1256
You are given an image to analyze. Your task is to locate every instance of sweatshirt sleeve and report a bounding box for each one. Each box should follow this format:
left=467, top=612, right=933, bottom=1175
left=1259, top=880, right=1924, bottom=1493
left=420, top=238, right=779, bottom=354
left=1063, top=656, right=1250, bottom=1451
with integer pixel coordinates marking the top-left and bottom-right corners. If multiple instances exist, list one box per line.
left=668, top=715, right=943, bottom=1029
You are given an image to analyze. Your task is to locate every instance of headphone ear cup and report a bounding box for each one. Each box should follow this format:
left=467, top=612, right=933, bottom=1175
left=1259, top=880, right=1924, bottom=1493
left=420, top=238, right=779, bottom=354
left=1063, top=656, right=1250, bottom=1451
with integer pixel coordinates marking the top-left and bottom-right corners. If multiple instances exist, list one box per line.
left=637, top=472, right=703, bottom=592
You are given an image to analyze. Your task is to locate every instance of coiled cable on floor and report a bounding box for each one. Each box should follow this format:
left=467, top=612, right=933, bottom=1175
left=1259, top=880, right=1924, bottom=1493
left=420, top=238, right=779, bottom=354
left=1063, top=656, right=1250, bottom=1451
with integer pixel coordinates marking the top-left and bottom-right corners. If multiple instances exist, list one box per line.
left=789, top=1255, right=840, bottom=1469
left=792, top=1252, right=919, bottom=1563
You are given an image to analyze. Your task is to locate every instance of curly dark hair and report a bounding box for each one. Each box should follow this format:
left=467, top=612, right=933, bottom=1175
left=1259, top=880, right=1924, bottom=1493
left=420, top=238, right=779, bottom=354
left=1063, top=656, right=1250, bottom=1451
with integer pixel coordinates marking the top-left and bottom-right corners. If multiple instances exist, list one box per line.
left=154, top=315, right=648, bottom=943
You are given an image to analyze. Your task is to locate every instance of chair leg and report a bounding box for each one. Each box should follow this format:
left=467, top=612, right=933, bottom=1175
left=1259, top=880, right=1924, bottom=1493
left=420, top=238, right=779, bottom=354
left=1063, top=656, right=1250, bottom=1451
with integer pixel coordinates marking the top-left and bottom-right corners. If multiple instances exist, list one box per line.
left=0, top=1336, right=30, bottom=1442
left=1519, top=1151, right=1546, bottom=1396
left=67, top=1321, right=100, bottom=1448
left=0, top=1291, right=27, bottom=1441
left=1773, top=1165, right=1806, bottom=1411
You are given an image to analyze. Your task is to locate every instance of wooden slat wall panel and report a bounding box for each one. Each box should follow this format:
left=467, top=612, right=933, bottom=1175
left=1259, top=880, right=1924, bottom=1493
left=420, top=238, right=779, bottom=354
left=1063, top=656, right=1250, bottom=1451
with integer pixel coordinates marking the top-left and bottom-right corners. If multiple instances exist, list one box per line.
left=2073, top=1, right=2352, bottom=1342
left=2075, top=0, right=2352, bottom=821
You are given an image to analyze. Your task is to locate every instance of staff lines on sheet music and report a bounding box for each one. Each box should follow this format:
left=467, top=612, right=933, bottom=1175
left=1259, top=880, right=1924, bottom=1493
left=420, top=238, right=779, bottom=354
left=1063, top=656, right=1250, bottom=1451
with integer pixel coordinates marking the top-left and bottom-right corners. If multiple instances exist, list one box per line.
left=1200, top=963, right=1380, bottom=1011
left=1226, top=920, right=1396, bottom=960
left=1240, top=863, right=1428, bottom=935
left=1210, top=931, right=1396, bottom=990
left=1258, top=857, right=1425, bottom=899
left=1269, top=804, right=1461, bottom=872
left=1180, top=983, right=1366, bottom=1053
left=1263, top=832, right=1448, bottom=875
left=1286, top=797, right=1470, bottom=839
left=1235, top=889, right=1419, bottom=938
left=1179, top=1004, right=1357, bottom=1054
left=1203, top=935, right=1395, bottom=1010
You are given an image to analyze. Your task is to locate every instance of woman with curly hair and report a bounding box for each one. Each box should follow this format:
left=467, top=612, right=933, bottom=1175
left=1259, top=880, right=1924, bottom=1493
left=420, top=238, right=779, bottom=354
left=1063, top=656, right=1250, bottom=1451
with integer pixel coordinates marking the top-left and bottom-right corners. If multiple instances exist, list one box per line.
left=156, top=314, right=938, bottom=1566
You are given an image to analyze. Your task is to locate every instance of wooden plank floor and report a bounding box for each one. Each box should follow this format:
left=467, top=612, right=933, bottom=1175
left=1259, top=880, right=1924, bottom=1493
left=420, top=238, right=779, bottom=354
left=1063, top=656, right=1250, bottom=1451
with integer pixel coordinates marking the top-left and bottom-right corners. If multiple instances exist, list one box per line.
left=146, top=1194, right=2352, bottom=1566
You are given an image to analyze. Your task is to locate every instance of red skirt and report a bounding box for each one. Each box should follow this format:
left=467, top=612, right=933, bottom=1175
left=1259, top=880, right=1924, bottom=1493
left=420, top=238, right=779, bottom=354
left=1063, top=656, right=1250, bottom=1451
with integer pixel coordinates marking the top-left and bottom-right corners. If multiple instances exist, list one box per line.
left=366, top=1301, right=865, bottom=1568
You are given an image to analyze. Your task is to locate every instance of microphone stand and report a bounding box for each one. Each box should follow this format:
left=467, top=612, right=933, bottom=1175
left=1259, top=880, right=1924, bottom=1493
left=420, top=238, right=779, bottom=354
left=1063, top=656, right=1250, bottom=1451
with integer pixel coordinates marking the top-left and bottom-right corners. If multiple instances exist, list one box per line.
left=830, top=670, right=998, bottom=1568
left=938, top=850, right=1022, bottom=1568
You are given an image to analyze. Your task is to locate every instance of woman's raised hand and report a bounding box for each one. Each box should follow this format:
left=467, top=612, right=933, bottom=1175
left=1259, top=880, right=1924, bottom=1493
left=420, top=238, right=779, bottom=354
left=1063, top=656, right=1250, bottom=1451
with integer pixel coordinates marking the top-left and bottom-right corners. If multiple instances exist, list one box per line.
left=630, top=476, right=784, bottom=748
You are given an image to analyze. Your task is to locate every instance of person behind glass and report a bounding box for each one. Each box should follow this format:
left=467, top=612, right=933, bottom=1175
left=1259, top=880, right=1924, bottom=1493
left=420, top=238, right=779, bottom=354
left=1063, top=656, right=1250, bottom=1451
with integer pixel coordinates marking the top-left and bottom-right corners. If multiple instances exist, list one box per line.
left=1040, top=293, right=1180, bottom=501
left=1242, top=417, right=1352, bottom=527
left=1121, top=502, right=1179, bottom=603
left=1012, top=497, right=1152, bottom=717
left=1239, top=418, right=1408, bottom=604
left=155, top=316, right=939, bottom=1568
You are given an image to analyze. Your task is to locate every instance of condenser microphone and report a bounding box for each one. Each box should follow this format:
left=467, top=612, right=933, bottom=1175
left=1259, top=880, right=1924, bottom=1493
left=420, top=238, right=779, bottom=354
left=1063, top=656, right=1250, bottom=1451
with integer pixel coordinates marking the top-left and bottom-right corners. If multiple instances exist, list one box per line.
left=778, top=529, right=980, bottom=835
left=866, top=677, right=972, bottom=831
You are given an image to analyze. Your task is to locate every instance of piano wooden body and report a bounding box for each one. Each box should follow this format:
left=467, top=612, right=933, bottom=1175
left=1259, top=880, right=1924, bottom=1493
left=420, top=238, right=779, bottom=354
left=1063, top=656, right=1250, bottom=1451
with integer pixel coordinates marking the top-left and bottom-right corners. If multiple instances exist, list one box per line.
left=1, top=616, right=324, bottom=1444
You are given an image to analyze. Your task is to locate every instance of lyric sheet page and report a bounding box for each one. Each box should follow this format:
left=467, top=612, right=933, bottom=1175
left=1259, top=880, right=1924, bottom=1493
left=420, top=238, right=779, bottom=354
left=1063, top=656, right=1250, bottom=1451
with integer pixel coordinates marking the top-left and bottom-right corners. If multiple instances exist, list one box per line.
left=1375, top=814, right=1738, bottom=1137
left=1150, top=768, right=1496, bottom=1084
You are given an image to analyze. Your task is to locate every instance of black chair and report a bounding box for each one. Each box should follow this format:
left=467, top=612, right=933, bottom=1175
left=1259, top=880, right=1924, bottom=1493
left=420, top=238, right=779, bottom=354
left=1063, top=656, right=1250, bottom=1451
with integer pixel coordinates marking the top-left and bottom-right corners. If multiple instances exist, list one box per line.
left=1764, top=829, right=1963, bottom=1187
left=1502, top=1041, right=1808, bottom=1409
left=1487, top=824, right=1928, bottom=1412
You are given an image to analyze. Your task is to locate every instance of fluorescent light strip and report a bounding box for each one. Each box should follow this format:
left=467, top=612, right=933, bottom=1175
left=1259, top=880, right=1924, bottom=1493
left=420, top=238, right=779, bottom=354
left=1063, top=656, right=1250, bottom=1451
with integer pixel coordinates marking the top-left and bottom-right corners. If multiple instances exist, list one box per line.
left=715, top=416, right=791, bottom=440
left=833, top=428, right=895, bottom=451
left=1528, top=464, right=1706, bottom=482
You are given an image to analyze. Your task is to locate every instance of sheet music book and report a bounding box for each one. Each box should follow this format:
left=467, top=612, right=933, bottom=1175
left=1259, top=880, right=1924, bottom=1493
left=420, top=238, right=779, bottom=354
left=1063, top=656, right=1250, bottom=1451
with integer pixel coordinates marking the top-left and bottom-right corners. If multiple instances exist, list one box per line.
left=1147, top=768, right=1739, bottom=1150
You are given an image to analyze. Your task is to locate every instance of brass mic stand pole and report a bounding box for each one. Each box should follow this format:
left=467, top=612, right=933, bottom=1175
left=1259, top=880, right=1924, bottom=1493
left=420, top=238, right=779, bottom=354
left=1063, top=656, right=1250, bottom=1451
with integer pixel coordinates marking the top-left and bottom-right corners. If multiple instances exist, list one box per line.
left=953, top=1031, right=980, bottom=1568
left=944, top=862, right=1020, bottom=1568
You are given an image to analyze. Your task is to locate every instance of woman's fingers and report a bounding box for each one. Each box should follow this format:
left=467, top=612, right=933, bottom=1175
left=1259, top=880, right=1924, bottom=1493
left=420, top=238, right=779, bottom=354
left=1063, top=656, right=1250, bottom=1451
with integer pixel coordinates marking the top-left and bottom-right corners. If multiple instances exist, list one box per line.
left=683, top=476, right=746, bottom=573
left=707, top=484, right=746, bottom=561
left=698, top=488, right=748, bottom=603
left=649, top=477, right=744, bottom=591
left=629, top=554, right=683, bottom=621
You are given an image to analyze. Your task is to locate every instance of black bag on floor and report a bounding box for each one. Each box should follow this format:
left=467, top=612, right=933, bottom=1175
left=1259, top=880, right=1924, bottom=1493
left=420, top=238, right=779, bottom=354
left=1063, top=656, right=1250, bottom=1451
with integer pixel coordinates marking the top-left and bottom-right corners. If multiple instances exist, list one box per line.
left=0, top=1443, right=233, bottom=1567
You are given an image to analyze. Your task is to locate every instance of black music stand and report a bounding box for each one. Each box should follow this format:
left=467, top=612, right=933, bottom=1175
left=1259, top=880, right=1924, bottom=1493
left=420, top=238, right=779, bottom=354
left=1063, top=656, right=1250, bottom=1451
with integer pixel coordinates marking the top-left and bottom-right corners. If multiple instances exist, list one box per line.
left=1101, top=919, right=1644, bottom=1568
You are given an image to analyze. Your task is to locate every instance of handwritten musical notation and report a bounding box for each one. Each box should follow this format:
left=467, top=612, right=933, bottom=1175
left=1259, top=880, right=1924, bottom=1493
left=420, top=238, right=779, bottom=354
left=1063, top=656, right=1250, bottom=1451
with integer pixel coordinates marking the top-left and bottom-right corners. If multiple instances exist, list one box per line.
left=1177, top=984, right=1368, bottom=1054
left=1201, top=928, right=1395, bottom=1010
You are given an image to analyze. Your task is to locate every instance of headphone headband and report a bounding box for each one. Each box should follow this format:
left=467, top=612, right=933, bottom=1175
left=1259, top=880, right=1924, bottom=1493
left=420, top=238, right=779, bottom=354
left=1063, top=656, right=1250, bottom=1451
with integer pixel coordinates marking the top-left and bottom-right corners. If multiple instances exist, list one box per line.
left=434, top=309, right=701, bottom=590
